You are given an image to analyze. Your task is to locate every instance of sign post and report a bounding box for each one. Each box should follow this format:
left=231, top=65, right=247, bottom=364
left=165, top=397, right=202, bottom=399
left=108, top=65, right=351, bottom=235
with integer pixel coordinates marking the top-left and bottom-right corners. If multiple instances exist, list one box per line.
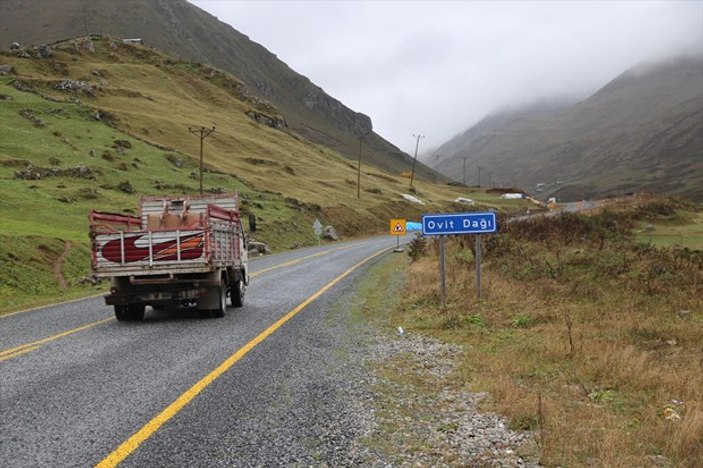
left=312, top=218, right=322, bottom=245
left=422, top=212, right=497, bottom=301
left=389, top=218, right=406, bottom=252
left=475, top=234, right=482, bottom=299
left=439, top=235, right=446, bottom=307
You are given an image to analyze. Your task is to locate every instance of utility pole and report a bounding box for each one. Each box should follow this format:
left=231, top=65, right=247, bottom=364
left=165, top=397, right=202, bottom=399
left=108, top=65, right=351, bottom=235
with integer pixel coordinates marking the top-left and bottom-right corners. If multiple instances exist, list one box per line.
left=188, top=126, right=215, bottom=195
left=409, top=133, right=425, bottom=190
left=434, top=154, right=440, bottom=184
left=357, top=132, right=370, bottom=198
left=462, top=157, right=467, bottom=185
left=477, top=166, right=482, bottom=188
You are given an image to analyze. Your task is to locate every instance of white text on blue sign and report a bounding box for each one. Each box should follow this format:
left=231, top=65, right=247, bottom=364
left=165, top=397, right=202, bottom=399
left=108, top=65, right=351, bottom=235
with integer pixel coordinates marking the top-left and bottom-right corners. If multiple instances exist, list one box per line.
left=422, top=212, right=497, bottom=235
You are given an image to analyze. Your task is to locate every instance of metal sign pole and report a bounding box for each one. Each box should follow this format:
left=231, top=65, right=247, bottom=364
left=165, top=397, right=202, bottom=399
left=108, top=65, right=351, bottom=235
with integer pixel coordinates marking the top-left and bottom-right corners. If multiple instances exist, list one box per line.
left=420, top=212, right=497, bottom=305
left=475, top=234, right=482, bottom=300
left=439, top=235, right=446, bottom=308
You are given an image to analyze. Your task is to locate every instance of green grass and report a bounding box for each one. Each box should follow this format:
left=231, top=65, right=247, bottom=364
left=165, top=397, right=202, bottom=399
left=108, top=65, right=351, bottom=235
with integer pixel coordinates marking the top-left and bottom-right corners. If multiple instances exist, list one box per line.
left=635, top=210, right=703, bottom=249
left=0, top=235, right=101, bottom=313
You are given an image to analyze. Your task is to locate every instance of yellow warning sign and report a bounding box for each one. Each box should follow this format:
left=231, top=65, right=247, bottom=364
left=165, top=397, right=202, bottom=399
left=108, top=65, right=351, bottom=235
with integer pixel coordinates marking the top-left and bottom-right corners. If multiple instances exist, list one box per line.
left=389, top=218, right=406, bottom=236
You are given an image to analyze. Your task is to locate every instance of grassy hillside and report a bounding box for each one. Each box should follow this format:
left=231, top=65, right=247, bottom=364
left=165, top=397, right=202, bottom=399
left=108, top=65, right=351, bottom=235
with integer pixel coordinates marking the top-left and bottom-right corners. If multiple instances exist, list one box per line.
left=0, top=0, right=442, bottom=181
left=0, top=36, right=527, bottom=313
left=429, top=56, right=703, bottom=201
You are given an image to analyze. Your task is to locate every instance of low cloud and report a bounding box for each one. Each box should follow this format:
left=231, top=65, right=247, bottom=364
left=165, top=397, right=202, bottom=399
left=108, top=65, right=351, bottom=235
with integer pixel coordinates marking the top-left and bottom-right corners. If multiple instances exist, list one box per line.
left=192, top=1, right=703, bottom=153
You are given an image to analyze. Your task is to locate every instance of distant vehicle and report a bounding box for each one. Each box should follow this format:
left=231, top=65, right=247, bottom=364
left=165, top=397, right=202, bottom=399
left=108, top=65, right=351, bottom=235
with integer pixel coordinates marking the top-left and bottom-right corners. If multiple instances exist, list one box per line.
left=547, top=197, right=558, bottom=210
left=89, top=194, right=249, bottom=321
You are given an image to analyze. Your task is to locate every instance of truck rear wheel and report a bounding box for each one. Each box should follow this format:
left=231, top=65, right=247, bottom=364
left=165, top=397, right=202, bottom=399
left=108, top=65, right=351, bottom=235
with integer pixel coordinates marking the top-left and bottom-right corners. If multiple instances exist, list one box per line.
left=211, top=278, right=227, bottom=318
left=229, top=279, right=244, bottom=308
left=115, top=304, right=145, bottom=322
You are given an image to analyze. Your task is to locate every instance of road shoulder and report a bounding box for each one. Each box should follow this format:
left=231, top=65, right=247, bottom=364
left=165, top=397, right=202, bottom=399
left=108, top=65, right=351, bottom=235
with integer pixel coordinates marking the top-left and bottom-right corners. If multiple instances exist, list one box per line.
left=343, top=253, right=540, bottom=465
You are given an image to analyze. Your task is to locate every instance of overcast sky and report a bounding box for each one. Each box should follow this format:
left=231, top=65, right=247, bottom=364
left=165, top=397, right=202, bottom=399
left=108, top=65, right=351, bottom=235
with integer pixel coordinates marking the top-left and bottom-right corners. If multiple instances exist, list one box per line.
left=190, top=1, right=703, bottom=154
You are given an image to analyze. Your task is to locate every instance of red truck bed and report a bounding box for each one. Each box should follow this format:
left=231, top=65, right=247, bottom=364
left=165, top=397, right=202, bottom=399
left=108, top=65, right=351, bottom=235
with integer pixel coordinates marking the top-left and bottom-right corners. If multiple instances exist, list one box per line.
left=90, top=194, right=243, bottom=277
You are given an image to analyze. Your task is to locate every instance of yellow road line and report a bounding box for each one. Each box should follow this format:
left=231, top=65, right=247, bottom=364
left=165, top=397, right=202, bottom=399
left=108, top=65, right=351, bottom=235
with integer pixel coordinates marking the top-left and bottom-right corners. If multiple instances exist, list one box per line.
left=0, top=293, right=107, bottom=320
left=0, top=243, right=362, bottom=363
left=250, top=244, right=354, bottom=278
left=0, top=317, right=114, bottom=361
left=96, top=246, right=390, bottom=468
left=0, top=345, right=40, bottom=363
left=2, top=244, right=357, bottom=319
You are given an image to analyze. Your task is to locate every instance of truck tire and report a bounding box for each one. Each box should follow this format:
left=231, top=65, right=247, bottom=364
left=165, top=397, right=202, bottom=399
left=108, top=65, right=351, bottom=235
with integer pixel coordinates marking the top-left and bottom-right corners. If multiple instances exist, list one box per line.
left=211, top=278, right=227, bottom=318
left=115, top=304, right=145, bottom=321
left=229, top=279, right=244, bottom=308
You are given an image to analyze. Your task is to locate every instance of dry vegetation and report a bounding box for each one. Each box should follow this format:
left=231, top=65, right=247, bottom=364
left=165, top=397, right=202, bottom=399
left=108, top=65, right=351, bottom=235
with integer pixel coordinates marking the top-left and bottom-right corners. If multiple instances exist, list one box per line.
left=392, top=198, right=703, bottom=466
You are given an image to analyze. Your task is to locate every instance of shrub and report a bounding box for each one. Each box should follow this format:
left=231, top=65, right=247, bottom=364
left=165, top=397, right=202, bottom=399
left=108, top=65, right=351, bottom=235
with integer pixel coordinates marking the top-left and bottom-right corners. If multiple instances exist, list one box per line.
left=407, top=233, right=427, bottom=262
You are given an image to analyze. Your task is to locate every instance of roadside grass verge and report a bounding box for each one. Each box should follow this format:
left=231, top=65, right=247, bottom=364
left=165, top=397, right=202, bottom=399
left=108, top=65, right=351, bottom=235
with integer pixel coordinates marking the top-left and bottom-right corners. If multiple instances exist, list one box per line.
left=384, top=202, right=703, bottom=466
left=0, top=235, right=102, bottom=314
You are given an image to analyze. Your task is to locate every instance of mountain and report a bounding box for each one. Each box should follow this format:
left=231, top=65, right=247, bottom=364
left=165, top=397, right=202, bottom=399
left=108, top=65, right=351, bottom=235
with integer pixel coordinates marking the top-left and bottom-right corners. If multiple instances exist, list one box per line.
left=427, top=55, right=703, bottom=200
left=0, top=0, right=438, bottom=179
left=2, top=34, right=504, bottom=311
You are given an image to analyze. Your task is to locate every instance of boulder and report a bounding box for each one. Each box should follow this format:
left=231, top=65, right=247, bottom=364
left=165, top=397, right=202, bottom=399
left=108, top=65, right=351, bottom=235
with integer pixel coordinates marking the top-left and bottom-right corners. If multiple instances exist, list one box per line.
left=323, top=225, right=338, bottom=241
left=166, top=154, right=183, bottom=168
left=37, top=45, right=53, bottom=58
left=55, top=79, right=95, bottom=96
left=113, top=139, right=133, bottom=149
left=248, top=240, right=271, bottom=256
left=117, top=180, right=135, bottom=194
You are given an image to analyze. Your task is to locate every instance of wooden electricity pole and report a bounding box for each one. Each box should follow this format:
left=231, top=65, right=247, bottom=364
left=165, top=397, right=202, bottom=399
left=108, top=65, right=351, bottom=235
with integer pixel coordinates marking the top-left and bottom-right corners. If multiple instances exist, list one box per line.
left=409, top=133, right=425, bottom=189
left=188, top=126, right=215, bottom=195
left=462, top=156, right=467, bottom=185
left=357, top=132, right=370, bottom=198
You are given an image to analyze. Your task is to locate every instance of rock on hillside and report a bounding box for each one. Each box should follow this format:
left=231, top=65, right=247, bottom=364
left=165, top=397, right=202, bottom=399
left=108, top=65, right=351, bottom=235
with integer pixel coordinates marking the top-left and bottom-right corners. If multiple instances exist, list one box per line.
left=427, top=55, right=703, bottom=201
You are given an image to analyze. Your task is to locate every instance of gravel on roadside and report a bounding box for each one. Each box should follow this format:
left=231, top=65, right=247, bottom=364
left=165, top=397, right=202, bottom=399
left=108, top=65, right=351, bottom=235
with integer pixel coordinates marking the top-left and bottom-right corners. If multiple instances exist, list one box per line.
left=359, top=332, right=540, bottom=466
left=207, top=270, right=539, bottom=466
left=249, top=276, right=542, bottom=467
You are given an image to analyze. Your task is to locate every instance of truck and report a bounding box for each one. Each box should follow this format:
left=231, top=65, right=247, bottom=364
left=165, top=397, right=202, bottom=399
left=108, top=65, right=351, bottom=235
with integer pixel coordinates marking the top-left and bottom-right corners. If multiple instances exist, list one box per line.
left=89, top=193, right=249, bottom=321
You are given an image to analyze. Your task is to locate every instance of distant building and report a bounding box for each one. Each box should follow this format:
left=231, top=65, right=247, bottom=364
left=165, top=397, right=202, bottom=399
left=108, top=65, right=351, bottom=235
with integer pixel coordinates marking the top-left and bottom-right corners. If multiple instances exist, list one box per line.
left=500, top=193, right=524, bottom=199
left=122, top=38, right=144, bottom=46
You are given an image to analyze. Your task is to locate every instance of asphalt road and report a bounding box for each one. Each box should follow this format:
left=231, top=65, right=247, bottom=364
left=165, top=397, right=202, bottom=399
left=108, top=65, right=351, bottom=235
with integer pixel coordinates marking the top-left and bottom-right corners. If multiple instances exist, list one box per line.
left=0, top=235, right=406, bottom=466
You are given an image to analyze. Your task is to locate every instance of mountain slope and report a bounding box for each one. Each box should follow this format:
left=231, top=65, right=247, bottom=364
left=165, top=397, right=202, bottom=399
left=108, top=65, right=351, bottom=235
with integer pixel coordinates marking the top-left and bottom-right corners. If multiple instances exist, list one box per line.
left=428, top=55, right=703, bottom=200
left=0, top=0, right=438, bottom=179
left=3, top=36, right=519, bottom=311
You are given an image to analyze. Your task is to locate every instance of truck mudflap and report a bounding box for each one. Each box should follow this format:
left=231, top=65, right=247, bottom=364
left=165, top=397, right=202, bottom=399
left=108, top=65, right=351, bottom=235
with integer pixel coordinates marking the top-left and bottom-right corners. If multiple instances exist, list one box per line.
left=105, top=287, right=207, bottom=306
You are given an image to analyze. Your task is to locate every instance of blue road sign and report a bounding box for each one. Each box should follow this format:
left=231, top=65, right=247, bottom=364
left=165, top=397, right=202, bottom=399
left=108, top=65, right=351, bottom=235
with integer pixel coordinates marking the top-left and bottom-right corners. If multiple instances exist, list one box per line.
left=422, top=212, right=497, bottom=236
